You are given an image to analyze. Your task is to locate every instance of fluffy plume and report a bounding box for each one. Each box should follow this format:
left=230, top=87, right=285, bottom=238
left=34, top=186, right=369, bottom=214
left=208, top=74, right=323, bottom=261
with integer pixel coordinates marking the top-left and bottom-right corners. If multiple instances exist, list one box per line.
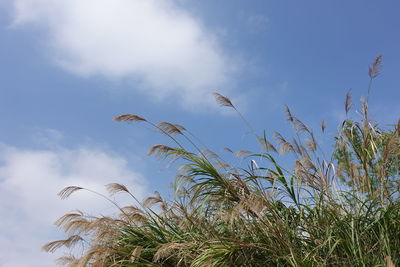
left=106, top=183, right=130, bottom=196
left=147, top=145, right=178, bottom=157
left=120, top=208, right=148, bottom=224
left=156, top=122, right=184, bottom=135
left=173, top=124, right=186, bottom=132
left=213, top=92, right=234, bottom=108
left=235, top=150, right=252, bottom=158
left=369, top=55, right=383, bottom=79
left=306, top=133, right=318, bottom=152
left=120, top=206, right=143, bottom=214
left=274, top=132, right=287, bottom=145
left=293, top=118, right=310, bottom=134
left=54, top=211, right=85, bottom=228
left=142, top=191, right=166, bottom=210
left=280, top=142, right=295, bottom=155
left=306, top=139, right=316, bottom=152
left=58, top=186, right=83, bottom=199
left=113, top=114, right=147, bottom=122
left=42, top=235, right=83, bottom=253
left=201, top=149, right=219, bottom=159
left=258, top=137, right=278, bottom=153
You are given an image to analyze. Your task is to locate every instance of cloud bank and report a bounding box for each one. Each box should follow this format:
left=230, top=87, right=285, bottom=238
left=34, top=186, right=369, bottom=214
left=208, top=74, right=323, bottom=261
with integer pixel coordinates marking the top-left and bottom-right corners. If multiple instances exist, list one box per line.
left=0, top=143, right=147, bottom=267
left=10, top=0, right=233, bottom=107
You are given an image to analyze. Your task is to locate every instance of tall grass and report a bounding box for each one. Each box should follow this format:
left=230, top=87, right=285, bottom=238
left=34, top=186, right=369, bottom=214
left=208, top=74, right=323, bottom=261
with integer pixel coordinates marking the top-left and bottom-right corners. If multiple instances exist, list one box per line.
left=44, top=56, right=400, bottom=266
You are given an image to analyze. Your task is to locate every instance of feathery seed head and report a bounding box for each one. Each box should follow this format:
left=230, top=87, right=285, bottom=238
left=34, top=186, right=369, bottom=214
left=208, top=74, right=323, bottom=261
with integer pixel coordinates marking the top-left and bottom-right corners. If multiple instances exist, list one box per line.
left=213, top=92, right=234, bottom=108
left=58, top=186, right=83, bottom=200
left=156, top=121, right=184, bottom=135
left=345, top=90, right=352, bottom=114
left=106, top=183, right=130, bottom=196
left=113, top=114, right=147, bottom=122
left=368, top=55, right=383, bottom=78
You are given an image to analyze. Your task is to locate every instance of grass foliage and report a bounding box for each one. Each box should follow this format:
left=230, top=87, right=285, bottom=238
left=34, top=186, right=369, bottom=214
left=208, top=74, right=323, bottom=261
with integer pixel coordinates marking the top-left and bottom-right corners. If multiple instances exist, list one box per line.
left=44, top=57, right=400, bottom=266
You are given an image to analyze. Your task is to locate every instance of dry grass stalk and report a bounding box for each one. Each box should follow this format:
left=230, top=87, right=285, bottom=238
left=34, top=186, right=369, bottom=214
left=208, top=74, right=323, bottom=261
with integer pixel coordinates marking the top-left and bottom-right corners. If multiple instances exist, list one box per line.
left=130, top=246, right=144, bottom=262
left=385, top=255, right=395, bottom=267
left=292, top=138, right=305, bottom=156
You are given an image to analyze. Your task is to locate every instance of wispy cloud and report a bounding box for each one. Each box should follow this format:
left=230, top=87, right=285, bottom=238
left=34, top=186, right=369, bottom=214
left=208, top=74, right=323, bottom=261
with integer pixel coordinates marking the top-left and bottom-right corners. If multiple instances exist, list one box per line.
left=0, top=142, right=147, bottom=266
left=8, top=0, right=235, bottom=109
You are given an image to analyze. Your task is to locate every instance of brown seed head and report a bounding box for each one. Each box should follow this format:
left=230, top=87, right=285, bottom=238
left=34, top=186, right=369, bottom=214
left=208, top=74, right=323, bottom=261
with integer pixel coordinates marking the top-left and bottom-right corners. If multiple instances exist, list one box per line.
left=106, top=183, right=130, bottom=196
left=213, top=92, right=234, bottom=108
left=113, top=114, right=146, bottom=122
left=58, top=186, right=83, bottom=199
left=147, top=144, right=177, bottom=157
left=42, top=235, right=83, bottom=253
left=156, top=122, right=184, bottom=135
left=368, top=55, right=383, bottom=78
left=235, top=150, right=252, bottom=158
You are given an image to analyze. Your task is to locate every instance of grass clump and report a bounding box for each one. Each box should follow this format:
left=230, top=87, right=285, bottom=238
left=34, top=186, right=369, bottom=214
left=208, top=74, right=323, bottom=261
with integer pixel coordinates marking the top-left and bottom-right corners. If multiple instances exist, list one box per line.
left=44, top=56, right=400, bottom=266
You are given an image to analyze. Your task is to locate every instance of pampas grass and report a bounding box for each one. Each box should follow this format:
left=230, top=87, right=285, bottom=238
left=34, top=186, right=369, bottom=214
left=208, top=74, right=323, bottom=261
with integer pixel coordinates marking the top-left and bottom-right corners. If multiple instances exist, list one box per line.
left=44, top=56, right=400, bottom=266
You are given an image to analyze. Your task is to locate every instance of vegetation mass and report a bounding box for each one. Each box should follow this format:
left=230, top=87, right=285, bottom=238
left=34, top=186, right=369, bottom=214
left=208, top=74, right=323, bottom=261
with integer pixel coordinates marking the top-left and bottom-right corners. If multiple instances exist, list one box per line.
left=44, top=56, right=400, bottom=266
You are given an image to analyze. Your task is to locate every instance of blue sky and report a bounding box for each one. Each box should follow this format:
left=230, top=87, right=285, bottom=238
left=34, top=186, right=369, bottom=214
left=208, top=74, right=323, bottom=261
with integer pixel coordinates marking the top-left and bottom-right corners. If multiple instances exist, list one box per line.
left=0, top=0, right=399, bottom=266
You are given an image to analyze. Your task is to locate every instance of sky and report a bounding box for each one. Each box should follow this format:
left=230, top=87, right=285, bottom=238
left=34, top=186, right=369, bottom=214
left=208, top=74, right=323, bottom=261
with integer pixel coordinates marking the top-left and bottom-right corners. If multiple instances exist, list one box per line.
left=0, top=0, right=399, bottom=266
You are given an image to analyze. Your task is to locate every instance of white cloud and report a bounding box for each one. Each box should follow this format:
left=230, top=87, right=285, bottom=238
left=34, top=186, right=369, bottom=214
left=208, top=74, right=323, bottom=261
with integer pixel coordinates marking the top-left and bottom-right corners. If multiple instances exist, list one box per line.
left=9, top=0, right=234, bottom=108
left=0, top=143, right=147, bottom=267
